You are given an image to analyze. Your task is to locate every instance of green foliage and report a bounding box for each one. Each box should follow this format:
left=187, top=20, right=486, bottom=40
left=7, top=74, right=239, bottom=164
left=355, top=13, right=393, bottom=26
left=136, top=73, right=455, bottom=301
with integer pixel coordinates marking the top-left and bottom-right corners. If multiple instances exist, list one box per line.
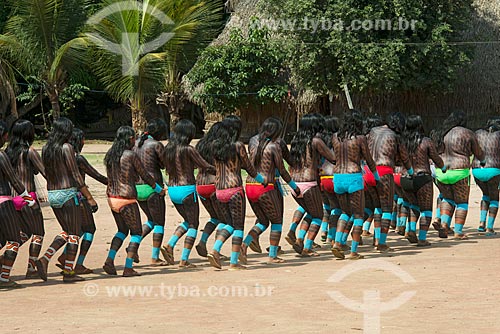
left=59, top=83, right=89, bottom=115
left=260, top=0, right=474, bottom=94
left=187, top=18, right=288, bottom=114
left=0, top=2, right=11, bottom=33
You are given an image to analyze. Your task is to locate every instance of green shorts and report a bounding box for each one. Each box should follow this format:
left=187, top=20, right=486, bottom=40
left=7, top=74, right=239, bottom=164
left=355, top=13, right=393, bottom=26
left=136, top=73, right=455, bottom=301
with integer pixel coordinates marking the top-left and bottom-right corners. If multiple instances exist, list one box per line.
left=435, top=168, right=470, bottom=185
left=136, top=184, right=155, bottom=201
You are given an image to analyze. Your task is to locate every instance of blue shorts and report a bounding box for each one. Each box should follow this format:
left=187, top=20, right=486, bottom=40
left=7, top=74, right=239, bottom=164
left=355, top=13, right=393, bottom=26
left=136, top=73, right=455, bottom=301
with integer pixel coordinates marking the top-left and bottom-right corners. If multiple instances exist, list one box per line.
left=472, top=168, right=500, bottom=182
left=334, top=173, right=364, bottom=194
left=168, top=185, right=197, bottom=205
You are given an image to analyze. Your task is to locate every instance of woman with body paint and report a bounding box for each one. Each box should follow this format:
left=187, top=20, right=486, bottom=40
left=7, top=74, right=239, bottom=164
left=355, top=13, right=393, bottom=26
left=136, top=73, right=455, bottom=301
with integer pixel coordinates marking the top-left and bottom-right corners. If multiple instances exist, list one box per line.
left=161, top=120, right=215, bottom=268
left=103, top=126, right=165, bottom=277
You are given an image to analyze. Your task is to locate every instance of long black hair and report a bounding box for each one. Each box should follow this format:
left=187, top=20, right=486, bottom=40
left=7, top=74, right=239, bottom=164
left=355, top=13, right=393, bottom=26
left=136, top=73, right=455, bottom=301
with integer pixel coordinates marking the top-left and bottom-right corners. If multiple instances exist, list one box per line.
left=69, top=128, right=85, bottom=154
left=338, top=109, right=364, bottom=141
left=364, top=114, right=383, bottom=135
left=6, top=119, right=35, bottom=167
left=254, top=117, right=283, bottom=167
left=319, top=116, right=339, bottom=148
left=0, top=120, right=8, bottom=148
left=432, top=110, right=467, bottom=151
left=196, top=122, right=223, bottom=163
left=487, top=116, right=500, bottom=133
left=213, top=123, right=237, bottom=162
left=104, top=126, right=135, bottom=172
left=137, top=118, right=167, bottom=147
left=290, top=114, right=323, bottom=168
left=42, top=117, right=74, bottom=181
left=403, top=115, right=425, bottom=155
left=387, top=112, right=406, bottom=134
left=221, top=115, right=242, bottom=142
left=164, top=119, right=196, bottom=167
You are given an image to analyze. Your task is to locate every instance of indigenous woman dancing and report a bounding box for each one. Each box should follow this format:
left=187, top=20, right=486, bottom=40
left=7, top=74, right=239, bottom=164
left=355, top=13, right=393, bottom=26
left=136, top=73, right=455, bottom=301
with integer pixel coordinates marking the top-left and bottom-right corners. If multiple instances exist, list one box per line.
left=161, top=120, right=214, bottom=268
left=134, top=119, right=168, bottom=265
left=400, top=115, right=444, bottom=246
left=241, top=117, right=300, bottom=264
left=5, top=119, right=46, bottom=278
left=472, top=117, right=500, bottom=236
left=318, top=116, right=341, bottom=244
left=36, top=117, right=97, bottom=282
left=63, top=128, right=108, bottom=274
left=103, top=126, right=165, bottom=277
left=207, top=116, right=266, bottom=270
left=368, top=112, right=413, bottom=252
left=331, top=110, right=378, bottom=260
left=0, top=121, right=35, bottom=289
left=195, top=122, right=226, bottom=257
left=433, top=111, right=485, bottom=239
left=289, top=114, right=336, bottom=257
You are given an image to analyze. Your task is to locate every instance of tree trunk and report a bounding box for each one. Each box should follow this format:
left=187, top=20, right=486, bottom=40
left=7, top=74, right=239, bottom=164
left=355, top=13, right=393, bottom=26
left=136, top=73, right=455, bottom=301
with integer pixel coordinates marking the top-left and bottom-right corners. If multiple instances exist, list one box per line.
left=166, top=94, right=184, bottom=132
left=131, top=106, right=147, bottom=134
left=47, top=89, right=61, bottom=120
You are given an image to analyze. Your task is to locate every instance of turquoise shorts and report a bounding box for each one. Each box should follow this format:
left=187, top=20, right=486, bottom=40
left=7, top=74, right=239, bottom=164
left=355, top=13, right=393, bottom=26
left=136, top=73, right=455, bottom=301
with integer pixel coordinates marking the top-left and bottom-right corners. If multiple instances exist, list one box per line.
left=168, top=185, right=197, bottom=205
left=334, top=173, right=364, bottom=194
left=472, top=168, right=500, bottom=182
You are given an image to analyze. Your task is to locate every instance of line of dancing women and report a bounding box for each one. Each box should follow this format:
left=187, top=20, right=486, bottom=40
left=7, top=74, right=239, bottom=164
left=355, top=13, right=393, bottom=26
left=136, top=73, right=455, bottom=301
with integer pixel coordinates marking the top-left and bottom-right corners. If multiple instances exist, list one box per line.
left=0, top=110, right=498, bottom=288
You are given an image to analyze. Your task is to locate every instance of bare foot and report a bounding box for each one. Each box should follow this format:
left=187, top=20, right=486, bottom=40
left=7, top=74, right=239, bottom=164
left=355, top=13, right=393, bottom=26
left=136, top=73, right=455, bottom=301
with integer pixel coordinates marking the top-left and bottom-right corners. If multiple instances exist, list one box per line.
left=57, top=254, right=66, bottom=269
left=417, top=240, right=431, bottom=247
left=267, top=257, right=285, bottom=264
left=207, top=251, right=222, bottom=269
left=376, top=245, right=394, bottom=253
left=126, top=247, right=140, bottom=263
left=25, top=270, right=38, bottom=279
left=485, top=229, right=497, bottom=237
left=179, top=261, right=197, bottom=269
left=432, top=220, right=441, bottom=231
left=195, top=243, right=208, bottom=257
left=361, top=231, right=372, bottom=237
left=313, top=242, right=321, bottom=249
left=301, top=249, right=319, bottom=257
left=285, top=231, right=297, bottom=246
left=123, top=268, right=141, bottom=277
left=396, top=226, right=406, bottom=236
left=35, top=258, right=48, bottom=281
left=74, top=264, right=94, bottom=275
left=103, top=261, right=117, bottom=275
left=406, top=231, right=418, bottom=244
left=150, top=259, right=169, bottom=267
left=438, top=224, right=448, bottom=239
left=292, top=239, right=304, bottom=254
left=249, top=238, right=262, bottom=254
left=331, top=247, right=345, bottom=260
left=349, top=253, right=364, bottom=260
left=228, top=263, right=247, bottom=271
left=341, top=244, right=349, bottom=251
left=63, top=271, right=86, bottom=282
left=239, top=245, right=248, bottom=265
left=453, top=234, right=469, bottom=240
left=160, top=245, right=175, bottom=265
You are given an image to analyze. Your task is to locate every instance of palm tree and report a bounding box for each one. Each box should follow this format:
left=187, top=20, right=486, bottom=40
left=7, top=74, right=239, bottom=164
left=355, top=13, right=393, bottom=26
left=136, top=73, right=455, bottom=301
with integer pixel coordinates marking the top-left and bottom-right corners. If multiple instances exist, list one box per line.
left=0, top=0, right=87, bottom=119
left=59, top=0, right=223, bottom=131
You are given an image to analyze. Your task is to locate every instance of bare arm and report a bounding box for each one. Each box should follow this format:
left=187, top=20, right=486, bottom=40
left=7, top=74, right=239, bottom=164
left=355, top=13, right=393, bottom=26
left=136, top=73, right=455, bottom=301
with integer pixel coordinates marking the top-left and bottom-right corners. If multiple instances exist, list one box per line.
left=0, top=151, right=25, bottom=194
left=188, top=146, right=214, bottom=174
left=132, top=152, right=156, bottom=188
left=63, top=143, right=86, bottom=189
left=78, top=155, right=108, bottom=185
left=312, top=137, right=336, bottom=164
left=237, top=142, right=258, bottom=178
left=277, top=138, right=293, bottom=167
left=359, top=136, right=377, bottom=173
left=470, top=132, right=485, bottom=162
left=272, top=144, right=292, bottom=183
left=426, top=139, right=444, bottom=169
left=28, top=147, right=46, bottom=179
left=397, top=139, right=412, bottom=171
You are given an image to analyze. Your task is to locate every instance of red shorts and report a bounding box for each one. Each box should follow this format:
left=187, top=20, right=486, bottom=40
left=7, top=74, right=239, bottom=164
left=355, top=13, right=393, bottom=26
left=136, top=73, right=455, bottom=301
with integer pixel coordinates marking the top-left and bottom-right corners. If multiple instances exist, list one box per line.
left=394, top=173, right=402, bottom=187
left=196, top=184, right=216, bottom=199
left=245, top=183, right=275, bottom=203
left=320, top=176, right=334, bottom=193
left=376, top=166, right=394, bottom=178
left=363, top=165, right=377, bottom=187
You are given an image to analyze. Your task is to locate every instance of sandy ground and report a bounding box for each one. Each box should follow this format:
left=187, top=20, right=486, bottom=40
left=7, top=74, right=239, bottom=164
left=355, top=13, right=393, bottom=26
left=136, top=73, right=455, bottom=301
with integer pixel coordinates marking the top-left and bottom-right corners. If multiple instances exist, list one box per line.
left=3, top=144, right=500, bottom=334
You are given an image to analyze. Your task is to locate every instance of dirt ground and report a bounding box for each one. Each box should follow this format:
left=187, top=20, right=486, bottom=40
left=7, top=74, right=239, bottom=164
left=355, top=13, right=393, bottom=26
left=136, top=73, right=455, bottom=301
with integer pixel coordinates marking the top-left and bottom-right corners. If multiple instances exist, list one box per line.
left=3, top=143, right=500, bottom=333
